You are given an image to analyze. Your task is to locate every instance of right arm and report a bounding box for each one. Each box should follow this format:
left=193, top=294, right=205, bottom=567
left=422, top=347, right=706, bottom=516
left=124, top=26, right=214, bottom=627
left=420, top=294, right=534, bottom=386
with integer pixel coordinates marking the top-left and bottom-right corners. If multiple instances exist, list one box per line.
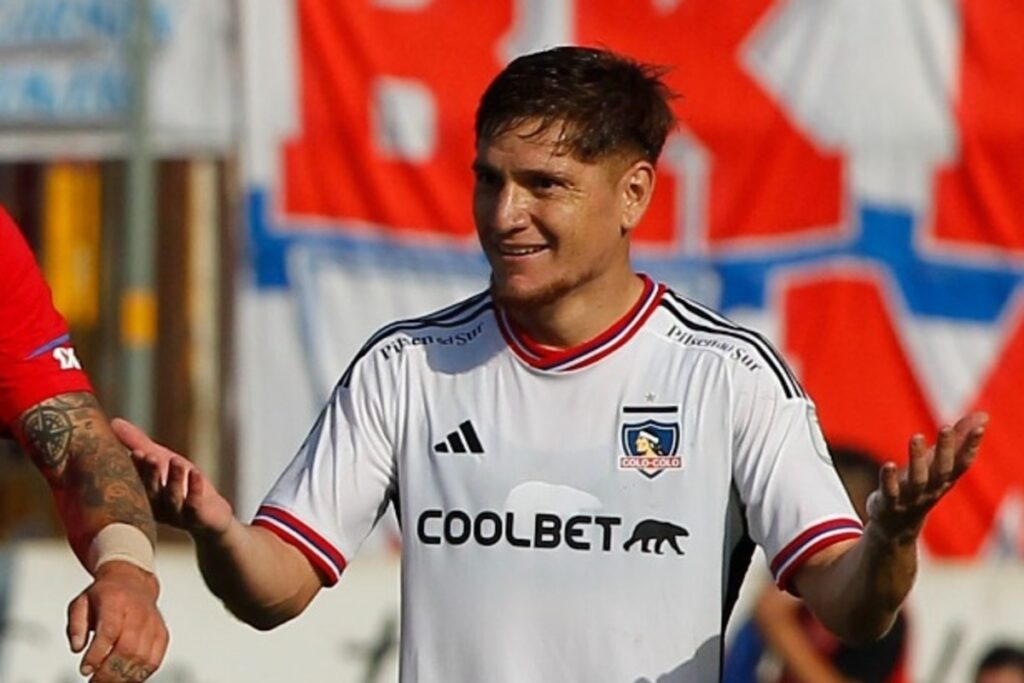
left=116, top=336, right=397, bottom=630
left=195, top=519, right=321, bottom=630
left=113, top=419, right=322, bottom=629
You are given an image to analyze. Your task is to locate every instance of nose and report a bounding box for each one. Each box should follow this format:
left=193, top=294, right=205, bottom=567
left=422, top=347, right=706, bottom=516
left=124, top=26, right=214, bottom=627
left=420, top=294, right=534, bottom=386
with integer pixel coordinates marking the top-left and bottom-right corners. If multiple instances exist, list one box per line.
left=492, top=183, right=530, bottom=233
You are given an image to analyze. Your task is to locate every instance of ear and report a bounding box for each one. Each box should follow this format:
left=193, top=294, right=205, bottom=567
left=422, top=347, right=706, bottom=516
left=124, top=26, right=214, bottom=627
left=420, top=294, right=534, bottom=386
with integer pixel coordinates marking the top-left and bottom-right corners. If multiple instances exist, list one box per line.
left=619, top=160, right=656, bottom=234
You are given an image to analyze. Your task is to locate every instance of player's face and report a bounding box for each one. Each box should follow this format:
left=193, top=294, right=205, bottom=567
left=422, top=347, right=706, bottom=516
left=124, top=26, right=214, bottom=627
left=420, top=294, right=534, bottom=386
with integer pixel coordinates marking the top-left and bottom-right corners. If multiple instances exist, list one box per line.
left=473, top=119, right=653, bottom=310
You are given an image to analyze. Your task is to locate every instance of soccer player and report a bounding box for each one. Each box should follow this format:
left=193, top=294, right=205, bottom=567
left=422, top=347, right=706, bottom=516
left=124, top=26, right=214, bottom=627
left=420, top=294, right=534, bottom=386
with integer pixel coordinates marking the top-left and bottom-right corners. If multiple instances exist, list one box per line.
left=0, top=208, right=167, bottom=682
left=116, top=47, right=987, bottom=682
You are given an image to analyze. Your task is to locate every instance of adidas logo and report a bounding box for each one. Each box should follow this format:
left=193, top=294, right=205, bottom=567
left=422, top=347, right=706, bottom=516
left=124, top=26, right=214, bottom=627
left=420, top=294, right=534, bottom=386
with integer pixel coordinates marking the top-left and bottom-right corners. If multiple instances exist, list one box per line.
left=433, top=420, right=484, bottom=454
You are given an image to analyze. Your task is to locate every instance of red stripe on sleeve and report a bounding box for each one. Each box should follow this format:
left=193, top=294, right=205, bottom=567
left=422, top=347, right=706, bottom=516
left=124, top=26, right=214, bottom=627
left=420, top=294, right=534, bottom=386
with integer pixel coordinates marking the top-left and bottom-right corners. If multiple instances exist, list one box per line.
left=775, top=530, right=863, bottom=594
left=255, top=505, right=348, bottom=573
left=252, top=518, right=341, bottom=587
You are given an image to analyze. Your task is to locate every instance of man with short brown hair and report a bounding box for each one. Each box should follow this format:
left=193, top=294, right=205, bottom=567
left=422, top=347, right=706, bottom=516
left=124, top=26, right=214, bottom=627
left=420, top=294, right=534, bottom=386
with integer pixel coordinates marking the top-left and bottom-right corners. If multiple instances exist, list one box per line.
left=119, top=47, right=985, bottom=682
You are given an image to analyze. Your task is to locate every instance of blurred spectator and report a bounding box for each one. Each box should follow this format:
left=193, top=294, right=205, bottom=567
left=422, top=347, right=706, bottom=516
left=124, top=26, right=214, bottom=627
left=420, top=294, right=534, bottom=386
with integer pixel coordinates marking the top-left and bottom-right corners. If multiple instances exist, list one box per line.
left=975, top=644, right=1024, bottom=683
left=724, top=446, right=908, bottom=683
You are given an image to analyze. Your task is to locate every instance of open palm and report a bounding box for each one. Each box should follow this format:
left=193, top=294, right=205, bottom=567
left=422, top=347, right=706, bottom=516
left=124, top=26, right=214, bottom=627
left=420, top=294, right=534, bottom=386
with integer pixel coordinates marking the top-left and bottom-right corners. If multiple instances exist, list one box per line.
left=867, top=412, right=988, bottom=539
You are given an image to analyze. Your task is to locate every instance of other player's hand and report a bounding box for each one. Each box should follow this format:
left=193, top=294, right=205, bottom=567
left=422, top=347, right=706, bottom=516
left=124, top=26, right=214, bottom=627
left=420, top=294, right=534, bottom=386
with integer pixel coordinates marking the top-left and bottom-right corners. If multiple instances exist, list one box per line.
left=866, top=411, right=988, bottom=541
left=111, top=418, right=234, bottom=539
left=67, top=561, right=167, bottom=682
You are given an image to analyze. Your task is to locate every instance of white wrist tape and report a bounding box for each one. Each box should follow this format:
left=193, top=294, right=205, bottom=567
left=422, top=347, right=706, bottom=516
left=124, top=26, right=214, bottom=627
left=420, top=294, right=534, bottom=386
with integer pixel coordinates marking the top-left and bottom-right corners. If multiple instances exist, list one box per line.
left=88, top=523, right=156, bottom=574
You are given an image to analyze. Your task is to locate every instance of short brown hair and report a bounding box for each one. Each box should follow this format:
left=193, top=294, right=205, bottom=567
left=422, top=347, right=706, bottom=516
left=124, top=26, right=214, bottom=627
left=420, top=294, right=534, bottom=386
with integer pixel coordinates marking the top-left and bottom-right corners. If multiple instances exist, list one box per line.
left=475, top=46, right=678, bottom=164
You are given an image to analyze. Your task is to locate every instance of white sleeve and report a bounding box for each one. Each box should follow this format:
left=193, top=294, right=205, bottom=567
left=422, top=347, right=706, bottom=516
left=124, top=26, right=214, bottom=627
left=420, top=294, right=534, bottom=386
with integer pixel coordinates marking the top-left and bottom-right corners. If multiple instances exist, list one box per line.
left=731, top=367, right=863, bottom=592
left=253, top=352, right=396, bottom=586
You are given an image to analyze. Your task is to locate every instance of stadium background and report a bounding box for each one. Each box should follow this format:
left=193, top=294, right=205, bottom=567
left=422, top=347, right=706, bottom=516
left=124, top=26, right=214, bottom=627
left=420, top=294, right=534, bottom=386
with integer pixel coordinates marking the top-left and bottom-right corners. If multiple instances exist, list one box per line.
left=0, top=0, right=1022, bottom=680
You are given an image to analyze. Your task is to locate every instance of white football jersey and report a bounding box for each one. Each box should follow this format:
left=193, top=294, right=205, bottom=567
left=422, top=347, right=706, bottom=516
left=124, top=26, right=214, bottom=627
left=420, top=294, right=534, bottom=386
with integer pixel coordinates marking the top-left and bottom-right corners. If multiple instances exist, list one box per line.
left=255, top=275, right=862, bottom=683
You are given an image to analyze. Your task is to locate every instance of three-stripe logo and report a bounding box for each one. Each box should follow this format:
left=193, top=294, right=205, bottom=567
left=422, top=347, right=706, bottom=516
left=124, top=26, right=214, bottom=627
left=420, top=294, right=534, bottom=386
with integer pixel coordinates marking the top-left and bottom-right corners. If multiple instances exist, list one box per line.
left=434, top=420, right=484, bottom=454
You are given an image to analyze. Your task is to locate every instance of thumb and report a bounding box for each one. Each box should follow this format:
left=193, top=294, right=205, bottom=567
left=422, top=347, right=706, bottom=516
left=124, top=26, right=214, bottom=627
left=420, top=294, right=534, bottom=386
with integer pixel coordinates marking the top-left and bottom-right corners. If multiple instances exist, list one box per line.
left=66, top=592, right=91, bottom=653
left=110, top=417, right=154, bottom=452
left=187, top=468, right=222, bottom=513
left=186, top=468, right=231, bottom=535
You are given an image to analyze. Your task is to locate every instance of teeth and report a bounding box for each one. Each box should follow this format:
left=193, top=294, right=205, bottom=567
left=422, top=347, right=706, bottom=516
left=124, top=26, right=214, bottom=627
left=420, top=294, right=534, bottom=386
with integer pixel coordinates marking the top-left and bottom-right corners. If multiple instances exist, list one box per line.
left=501, top=246, right=544, bottom=256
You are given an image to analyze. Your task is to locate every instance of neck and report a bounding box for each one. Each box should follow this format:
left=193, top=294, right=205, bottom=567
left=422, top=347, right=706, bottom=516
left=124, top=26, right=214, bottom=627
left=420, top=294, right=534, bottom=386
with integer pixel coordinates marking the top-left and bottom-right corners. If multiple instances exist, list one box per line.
left=504, top=269, right=646, bottom=349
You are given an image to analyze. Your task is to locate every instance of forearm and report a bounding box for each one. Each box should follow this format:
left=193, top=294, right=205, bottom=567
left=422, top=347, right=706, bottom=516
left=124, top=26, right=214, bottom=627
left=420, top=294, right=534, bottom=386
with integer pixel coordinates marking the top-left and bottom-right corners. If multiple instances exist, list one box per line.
left=15, top=392, right=156, bottom=568
left=798, top=528, right=916, bottom=643
left=193, top=518, right=320, bottom=630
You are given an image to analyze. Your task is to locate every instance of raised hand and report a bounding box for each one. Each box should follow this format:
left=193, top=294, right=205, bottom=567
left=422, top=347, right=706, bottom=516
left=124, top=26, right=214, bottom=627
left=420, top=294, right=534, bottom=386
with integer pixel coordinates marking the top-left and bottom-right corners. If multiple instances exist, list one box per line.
left=111, top=418, right=234, bottom=539
left=867, top=412, right=988, bottom=540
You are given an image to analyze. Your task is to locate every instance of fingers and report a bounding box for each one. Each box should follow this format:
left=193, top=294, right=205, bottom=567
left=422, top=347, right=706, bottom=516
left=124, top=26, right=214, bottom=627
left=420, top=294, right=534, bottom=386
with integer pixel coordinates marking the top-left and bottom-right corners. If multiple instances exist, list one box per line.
left=183, top=468, right=214, bottom=533
left=953, top=411, right=989, bottom=438
left=67, top=592, right=90, bottom=653
left=872, top=415, right=991, bottom=538
left=933, top=426, right=956, bottom=481
left=88, top=649, right=156, bottom=682
left=164, top=457, right=194, bottom=516
left=112, top=418, right=188, bottom=487
left=904, top=433, right=931, bottom=498
left=90, top=611, right=163, bottom=682
left=147, top=620, right=170, bottom=678
left=187, top=467, right=206, bottom=500
left=109, top=418, right=154, bottom=453
left=952, top=419, right=986, bottom=479
left=879, top=462, right=901, bottom=500
left=866, top=462, right=902, bottom=528
left=137, top=453, right=165, bottom=501
left=79, top=609, right=121, bottom=679
left=912, top=414, right=988, bottom=490
left=933, top=413, right=988, bottom=482
left=75, top=579, right=166, bottom=683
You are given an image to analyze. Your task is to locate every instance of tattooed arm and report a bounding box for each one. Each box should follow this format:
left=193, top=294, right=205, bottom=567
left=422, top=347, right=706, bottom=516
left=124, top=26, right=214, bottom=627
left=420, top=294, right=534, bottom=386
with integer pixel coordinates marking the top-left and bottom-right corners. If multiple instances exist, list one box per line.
left=16, top=391, right=156, bottom=562
left=14, top=391, right=168, bottom=682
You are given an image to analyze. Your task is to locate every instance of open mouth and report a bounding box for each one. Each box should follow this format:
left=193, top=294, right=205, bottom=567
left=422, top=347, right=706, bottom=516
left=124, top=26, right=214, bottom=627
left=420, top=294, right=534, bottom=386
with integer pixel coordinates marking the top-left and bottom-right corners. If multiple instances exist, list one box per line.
left=497, top=245, right=547, bottom=257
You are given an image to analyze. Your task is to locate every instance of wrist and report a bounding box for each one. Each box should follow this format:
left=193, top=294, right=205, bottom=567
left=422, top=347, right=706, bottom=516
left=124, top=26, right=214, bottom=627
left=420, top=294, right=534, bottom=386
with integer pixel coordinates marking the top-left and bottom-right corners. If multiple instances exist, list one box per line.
left=89, top=523, right=156, bottom=575
left=865, top=518, right=920, bottom=549
left=189, top=514, right=239, bottom=546
left=94, top=560, right=161, bottom=598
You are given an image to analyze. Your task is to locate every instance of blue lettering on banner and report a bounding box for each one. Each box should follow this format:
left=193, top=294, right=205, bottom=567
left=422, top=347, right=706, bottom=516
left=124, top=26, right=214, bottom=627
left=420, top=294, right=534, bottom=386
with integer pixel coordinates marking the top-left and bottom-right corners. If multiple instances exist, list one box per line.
left=0, top=0, right=174, bottom=122
left=0, top=0, right=172, bottom=47
left=0, top=63, right=129, bottom=120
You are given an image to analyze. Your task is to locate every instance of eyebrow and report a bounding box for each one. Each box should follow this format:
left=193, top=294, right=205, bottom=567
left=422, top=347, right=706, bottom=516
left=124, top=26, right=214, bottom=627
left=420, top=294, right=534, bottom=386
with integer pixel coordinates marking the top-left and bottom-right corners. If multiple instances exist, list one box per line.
left=471, top=160, right=573, bottom=183
left=470, top=160, right=495, bottom=174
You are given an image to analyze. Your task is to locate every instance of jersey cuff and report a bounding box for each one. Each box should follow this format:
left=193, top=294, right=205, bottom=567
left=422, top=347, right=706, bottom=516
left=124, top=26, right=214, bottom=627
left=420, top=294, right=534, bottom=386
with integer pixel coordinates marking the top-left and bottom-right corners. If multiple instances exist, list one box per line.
left=1, top=373, right=94, bottom=427
left=770, top=517, right=864, bottom=594
left=252, top=504, right=347, bottom=587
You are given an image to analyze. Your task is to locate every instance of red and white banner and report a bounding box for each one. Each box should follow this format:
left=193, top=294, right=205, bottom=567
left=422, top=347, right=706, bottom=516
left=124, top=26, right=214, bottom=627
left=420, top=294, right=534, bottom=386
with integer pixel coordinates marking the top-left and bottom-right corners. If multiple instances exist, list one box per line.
left=240, top=0, right=1024, bottom=559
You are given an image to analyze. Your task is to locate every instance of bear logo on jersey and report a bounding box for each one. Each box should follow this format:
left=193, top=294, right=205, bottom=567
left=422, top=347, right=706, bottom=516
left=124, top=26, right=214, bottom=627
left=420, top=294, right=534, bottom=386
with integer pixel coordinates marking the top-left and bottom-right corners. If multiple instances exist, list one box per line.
left=619, top=409, right=682, bottom=479
left=623, top=519, right=689, bottom=555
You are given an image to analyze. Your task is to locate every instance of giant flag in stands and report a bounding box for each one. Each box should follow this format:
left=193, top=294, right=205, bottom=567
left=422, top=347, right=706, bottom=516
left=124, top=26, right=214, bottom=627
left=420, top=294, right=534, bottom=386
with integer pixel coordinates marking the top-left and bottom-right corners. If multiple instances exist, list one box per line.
left=241, top=0, right=1024, bottom=558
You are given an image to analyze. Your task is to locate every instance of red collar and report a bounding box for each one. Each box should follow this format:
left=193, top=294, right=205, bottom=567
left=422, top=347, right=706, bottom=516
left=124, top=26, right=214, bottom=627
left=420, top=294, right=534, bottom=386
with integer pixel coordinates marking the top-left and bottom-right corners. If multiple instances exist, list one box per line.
left=496, top=275, right=665, bottom=371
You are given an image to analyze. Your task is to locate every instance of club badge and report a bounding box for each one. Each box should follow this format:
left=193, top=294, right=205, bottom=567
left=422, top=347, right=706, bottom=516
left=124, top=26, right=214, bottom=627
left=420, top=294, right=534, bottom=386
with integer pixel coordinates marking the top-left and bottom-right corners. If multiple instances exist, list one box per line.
left=619, top=405, right=683, bottom=479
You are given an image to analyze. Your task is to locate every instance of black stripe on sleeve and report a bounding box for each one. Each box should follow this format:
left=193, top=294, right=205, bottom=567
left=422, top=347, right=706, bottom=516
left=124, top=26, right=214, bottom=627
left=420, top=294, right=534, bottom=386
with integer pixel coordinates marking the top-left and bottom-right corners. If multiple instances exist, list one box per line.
left=338, top=292, right=492, bottom=389
left=660, top=299, right=799, bottom=400
left=666, top=292, right=806, bottom=398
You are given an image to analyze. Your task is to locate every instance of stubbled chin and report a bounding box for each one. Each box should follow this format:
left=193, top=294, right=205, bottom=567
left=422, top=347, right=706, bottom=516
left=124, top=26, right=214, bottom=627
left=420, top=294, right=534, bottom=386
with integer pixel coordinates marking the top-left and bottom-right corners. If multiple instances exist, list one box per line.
left=490, top=275, right=572, bottom=311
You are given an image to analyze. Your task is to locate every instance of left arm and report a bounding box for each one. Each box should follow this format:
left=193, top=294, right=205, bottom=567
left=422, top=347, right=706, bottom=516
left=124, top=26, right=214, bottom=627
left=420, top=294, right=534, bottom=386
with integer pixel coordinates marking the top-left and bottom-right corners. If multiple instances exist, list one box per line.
left=16, top=391, right=157, bottom=564
left=14, top=391, right=167, bottom=681
left=792, top=412, right=987, bottom=643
